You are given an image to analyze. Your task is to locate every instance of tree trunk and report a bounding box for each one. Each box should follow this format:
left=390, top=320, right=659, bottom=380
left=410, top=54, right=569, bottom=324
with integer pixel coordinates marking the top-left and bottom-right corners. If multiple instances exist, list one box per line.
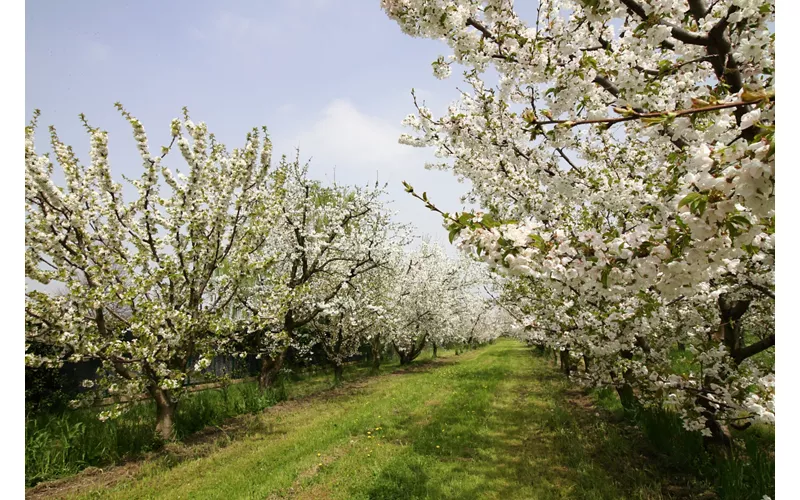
left=693, top=297, right=752, bottom=451
left=259, top=351, right=285, bottom=391
left=432, top=342, right=438, bottom=358
left=395, top=332, right=427, bottom=366
left=148, top=386, right=177, bottom=441
left=370, top=337, right=382, bottom=374
left=582, top=354, right=591, bottom=372
left=559, top=349, right=571, bottom=376
left=615, top=382, right=637, bottom=412
left=333, top=363, right=344, bottom=384
left=613, top=349, right=639, bottom=412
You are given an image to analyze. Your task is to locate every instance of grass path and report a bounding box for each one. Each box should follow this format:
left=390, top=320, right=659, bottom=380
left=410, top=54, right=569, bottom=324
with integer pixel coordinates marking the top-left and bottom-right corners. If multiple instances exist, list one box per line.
left=42, top=340, right=686, bottom=499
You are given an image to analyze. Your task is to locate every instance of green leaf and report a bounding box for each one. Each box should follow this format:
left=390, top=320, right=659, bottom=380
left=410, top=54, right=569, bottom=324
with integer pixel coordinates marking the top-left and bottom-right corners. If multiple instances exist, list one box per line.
left=457, top=212, right=475, bottom=225
left=601, top=265, right=611, bottom=288
left=448, top=227, right=461, bottom=244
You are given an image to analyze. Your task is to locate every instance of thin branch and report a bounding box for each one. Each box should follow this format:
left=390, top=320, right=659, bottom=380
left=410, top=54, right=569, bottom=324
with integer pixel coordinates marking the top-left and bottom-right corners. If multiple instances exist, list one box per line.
left=529, top=97, right=769, bottom=128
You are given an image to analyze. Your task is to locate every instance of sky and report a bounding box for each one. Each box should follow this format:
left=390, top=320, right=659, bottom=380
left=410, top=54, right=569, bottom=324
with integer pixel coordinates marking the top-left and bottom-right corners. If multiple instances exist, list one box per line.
left=25, top=0, right=485, bottom=254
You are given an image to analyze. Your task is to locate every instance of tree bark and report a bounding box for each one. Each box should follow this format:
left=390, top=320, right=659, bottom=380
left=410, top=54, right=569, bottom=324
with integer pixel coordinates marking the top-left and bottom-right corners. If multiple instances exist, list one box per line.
left=559, top=349, right=571, bottom=376
left=398, top=350, right=413, bottom=365
left=395, top=331, right=427, bottom=365
left=259, top=351, right=285, bottom=391
left=615, top=383, right=637, bottom=412
left=432, top=342, right=438, bottom=358
left=333, top=363, right=344, bottom=384
left=370, top=336, right=382, bottom=374
left=695, top=296, right=753, bottom=451
left=148, top=385, right=177, bottom=441
left=614, top=349, right=639, bottom=412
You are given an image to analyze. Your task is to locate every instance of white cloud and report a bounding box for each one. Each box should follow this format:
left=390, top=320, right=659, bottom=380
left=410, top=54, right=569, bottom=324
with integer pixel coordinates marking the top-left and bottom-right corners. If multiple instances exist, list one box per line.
left=277, top=99, right=471, bottom=254
left=291, top=99, right=427, bottom=176
left=85, top=41, right=110, bottom=63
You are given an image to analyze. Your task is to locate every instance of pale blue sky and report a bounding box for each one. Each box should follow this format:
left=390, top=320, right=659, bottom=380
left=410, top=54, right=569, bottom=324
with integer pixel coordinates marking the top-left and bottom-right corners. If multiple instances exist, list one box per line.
left=25, top=0, right=505, bottom=250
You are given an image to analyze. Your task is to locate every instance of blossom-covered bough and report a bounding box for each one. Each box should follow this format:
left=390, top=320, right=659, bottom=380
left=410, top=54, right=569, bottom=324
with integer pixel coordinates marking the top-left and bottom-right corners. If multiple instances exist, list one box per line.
left=383, top=0, right=774, bottom=447
left=25, top=106, right=282, bottom=440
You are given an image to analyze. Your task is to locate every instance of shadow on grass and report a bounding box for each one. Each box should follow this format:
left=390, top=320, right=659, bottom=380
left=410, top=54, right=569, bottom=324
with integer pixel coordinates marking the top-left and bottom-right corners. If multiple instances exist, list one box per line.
left=366, top=343, right=685, bottom=500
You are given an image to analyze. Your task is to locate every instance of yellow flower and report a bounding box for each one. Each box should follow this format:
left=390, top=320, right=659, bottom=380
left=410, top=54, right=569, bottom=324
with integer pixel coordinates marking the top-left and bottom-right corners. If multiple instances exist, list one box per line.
left=436, top=445, right=440, bottom=449
left=317, top=453, right=321, bottom=457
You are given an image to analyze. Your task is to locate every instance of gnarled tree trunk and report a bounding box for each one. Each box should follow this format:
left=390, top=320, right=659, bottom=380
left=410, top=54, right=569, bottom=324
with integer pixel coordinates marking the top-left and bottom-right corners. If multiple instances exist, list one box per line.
left=148, top=385, right=177, bottom=441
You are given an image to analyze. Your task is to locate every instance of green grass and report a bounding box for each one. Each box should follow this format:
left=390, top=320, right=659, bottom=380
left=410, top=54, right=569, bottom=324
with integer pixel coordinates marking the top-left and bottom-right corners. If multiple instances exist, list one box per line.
left=28, top=341, right=683, bottom=498
left=590, top=385, right=775, bottom=500
left=25, top=379, right=286, bottom=487
left=28, top=341, right=774, bottom=499
left=25, top=347, right=454, bottom=487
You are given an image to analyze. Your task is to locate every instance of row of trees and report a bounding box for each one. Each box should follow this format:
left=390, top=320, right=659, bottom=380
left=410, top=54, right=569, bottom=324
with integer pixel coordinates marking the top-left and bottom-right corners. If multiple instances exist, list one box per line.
left=25, top=107, right=507, bottom=440
left=383, top=0, right=775, bottom=449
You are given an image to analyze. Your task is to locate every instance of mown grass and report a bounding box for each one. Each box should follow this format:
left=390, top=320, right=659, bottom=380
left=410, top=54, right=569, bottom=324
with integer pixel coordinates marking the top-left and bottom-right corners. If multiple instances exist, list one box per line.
left=25, top=347, right=453, bottom=488
left=28, top=340, right=774, bottom=499
left=26, top=340, right=711, bottom=499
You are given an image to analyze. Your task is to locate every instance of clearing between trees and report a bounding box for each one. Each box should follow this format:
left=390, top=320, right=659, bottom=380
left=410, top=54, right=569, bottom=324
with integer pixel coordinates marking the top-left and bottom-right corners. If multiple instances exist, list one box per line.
left=28, top=339, right=770, bottom=499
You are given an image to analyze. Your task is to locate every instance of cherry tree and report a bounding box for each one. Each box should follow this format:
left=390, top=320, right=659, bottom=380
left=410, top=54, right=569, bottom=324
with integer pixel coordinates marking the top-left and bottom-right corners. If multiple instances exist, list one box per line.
left=383, top=0, right=774, bottom=444
left=386, top=242, right=491, bottom=364
left=233, top=156, right=403, bottom=389
left=25, top=106, right=281, bottom=439
left=309, top=217, right=409, bottom=383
